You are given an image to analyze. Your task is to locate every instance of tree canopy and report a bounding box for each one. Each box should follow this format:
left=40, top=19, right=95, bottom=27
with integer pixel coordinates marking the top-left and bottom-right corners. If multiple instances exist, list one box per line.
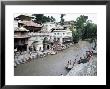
left=15, top=14, right=56, bottom=24
left=70, top=15, right=97, bottom=43
left=82, top=20, right=97, bottom=39
left=32, top=14, right=56, bottom=24
left=14, top=15, right=32, bottom=21
left=60, top=14, right=65, bottom=26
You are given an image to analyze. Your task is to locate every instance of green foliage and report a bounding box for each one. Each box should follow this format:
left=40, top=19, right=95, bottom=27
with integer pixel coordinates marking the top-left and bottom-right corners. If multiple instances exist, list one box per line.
left=60, top=14, right=65, bottom=26
left=71, top=15, right=97, bottom=41
left=89, top=38, right=95, bottom=43
left=74, top=15, right=88, bottom=30
left=32, top=14, right=56, bottom=24
left=82, top=21, right=97, bottom=40
left=15, top=15, right=32, bottom=21
left=72, top=31, right=80, bottom=43
left=50, top=16, right=56, bottom=22
left=15, top=14, right=56, bottom=24
left=74, top=15, right=88, bottom=39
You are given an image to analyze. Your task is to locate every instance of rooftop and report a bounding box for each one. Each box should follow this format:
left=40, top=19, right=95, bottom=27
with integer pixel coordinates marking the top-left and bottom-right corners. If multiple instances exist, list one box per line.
left=18, top=20, right=42, bottom=27
left=14, top=27, right=29, bottom=32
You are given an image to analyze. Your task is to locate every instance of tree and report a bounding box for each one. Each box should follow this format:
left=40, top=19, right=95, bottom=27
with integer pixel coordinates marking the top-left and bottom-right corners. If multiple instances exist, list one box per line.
left=32, top=14, right=56, bottom=24
left=82, top=20, right=97, bottom=40
left=74, top=15, right=88, bottom=30
left=74, top=15, right=88, bottom=39
left=70, top=22, right=80, bottom=43
left=60, top=14, right=65, bottom=25
left=50, top=16, right=56, bottom=22
left=15, top=14, right=56, bottom=24
left=15, top=15, right=32, bottom=21
left=32, top=14, right=45, bottom=24
left=72, top=30, right=80, bottom=43
left=70, top=15, right=97, bottom=43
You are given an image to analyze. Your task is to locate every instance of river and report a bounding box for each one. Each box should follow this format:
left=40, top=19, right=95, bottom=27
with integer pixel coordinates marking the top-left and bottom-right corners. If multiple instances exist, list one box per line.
left=14, top=41, right=92, bottom=76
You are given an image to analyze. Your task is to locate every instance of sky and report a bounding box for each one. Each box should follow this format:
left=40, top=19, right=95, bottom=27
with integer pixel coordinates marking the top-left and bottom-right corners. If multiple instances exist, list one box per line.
left=14, top=13, right=97, bottom=24
left=44, top=14, right=97, bottom=24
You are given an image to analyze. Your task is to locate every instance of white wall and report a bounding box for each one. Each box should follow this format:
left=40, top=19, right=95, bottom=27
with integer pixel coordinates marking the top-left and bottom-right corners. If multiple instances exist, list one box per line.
left=14, top=20, right=18, bottom=28
left=36, top=44, right=43, bottom=51
left=43, top=22, right=56, bottom=32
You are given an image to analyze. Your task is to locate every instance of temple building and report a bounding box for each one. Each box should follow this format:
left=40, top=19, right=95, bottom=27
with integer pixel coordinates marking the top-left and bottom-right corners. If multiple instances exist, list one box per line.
left=14, top=26, right=30, bottom=51
left=18, top=20, right=42, bottom=32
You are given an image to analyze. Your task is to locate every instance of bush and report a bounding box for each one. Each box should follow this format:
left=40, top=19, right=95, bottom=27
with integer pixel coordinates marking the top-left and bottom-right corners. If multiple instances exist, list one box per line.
left=73, top=32, right=80, bottom=43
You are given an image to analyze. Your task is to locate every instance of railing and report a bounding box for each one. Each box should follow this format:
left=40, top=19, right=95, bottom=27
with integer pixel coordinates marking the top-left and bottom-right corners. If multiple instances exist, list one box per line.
left=14, top=35, right=30, bottom=38
left=28, top=32, right=51, bottom=36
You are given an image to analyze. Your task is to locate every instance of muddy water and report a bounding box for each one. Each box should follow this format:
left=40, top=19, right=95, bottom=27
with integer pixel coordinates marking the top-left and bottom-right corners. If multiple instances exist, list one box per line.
left=14, top=41, right=91, bottom=76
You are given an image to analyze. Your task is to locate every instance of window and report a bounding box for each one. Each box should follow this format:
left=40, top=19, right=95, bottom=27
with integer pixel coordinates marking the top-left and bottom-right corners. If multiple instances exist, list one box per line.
left=39, top=47, right=41, bottom=51
left=57, top=38, right=60, bottom=41
left=54, top=38, right=56, bottom=41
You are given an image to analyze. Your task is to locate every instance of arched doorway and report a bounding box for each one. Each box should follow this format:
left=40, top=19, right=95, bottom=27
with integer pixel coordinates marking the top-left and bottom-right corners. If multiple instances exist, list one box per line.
left=30, top=41, right=39, bottom=51
left=47, top=45, right=50, bottom=49
left=43, top=37, right=50, bottom=51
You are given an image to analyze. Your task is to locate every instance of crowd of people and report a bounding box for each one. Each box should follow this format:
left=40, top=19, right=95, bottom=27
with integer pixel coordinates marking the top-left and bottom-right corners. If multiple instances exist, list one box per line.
left=66, top=49, right=94, bottom=70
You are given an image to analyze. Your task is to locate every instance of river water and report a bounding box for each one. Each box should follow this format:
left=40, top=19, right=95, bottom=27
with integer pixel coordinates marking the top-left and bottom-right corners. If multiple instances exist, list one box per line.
left=14, top=41, right=92, bottom=76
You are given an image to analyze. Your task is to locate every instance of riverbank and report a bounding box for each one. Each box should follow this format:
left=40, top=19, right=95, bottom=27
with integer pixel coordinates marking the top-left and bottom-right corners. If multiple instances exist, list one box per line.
left=66, top=55, right=97, bottom=76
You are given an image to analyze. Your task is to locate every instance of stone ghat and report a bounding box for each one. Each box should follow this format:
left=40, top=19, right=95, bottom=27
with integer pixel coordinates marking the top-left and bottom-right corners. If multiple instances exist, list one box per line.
left=66, top=56, right=97, bottom=76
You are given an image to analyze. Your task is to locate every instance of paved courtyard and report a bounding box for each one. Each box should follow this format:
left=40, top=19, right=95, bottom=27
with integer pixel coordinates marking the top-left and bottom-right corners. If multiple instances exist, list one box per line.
left=14, top=41, right=93, bottom=76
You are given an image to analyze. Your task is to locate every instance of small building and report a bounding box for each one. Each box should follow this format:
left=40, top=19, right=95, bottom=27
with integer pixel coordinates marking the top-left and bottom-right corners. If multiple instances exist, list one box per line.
left=18, top=20, right=44, bottom=52
left=14, top=27, right=30, bottom=52
left=42, top=22, right=56, bottom=32
left=20, top=21, right=52, bottom=52
left=51, top=27, right=72, bottom=45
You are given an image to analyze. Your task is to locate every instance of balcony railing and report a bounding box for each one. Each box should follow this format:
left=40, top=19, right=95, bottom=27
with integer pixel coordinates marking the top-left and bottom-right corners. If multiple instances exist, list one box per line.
left=14, top=35, right=30, bottom=38
left=28, top=32, right=51, bottom=36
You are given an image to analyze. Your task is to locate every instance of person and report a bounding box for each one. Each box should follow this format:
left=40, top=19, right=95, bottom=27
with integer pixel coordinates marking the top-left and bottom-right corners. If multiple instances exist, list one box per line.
left=60, top=74, right=63, bottom=76
left=88, top=51, right=92, bottom=58
left=90, top=51, right=93, bottom=56
left=78, top=57, right=82, bottom=64
left=88, top=50, right=93, bottom=60
left=75, top=59, right=76, bottom=61
left=29, top=51, right=32, bottom=55
left=67, top=61, right=69, bottom=65
left=70, top=60, right=71, bottom=65
left=74, top=59, right=76, bottom=65
left=73, top=60, right=75, bottom=66
left=66, top=61, right=69, bottom=68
